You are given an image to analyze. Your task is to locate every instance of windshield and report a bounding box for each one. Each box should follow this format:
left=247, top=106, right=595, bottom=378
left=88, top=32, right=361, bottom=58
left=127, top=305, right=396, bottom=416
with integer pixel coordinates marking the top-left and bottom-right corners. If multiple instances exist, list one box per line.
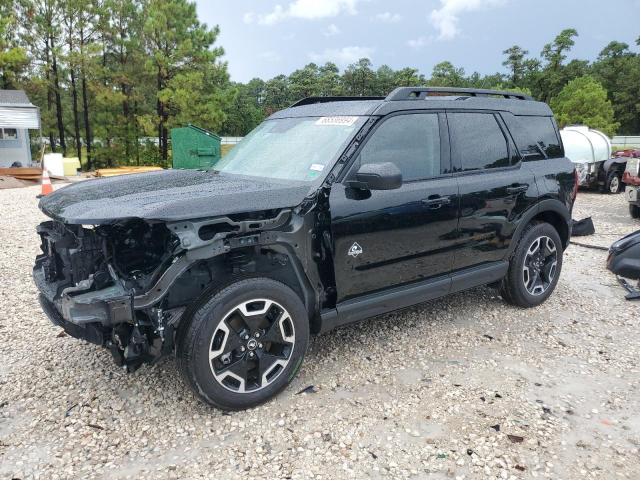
left=215, top=116, right=366, bottom=182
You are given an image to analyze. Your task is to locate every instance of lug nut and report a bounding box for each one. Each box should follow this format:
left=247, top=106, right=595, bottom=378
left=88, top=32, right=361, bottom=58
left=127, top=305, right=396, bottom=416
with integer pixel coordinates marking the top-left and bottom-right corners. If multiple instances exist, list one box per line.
left=243, top=334, right=250, bottom=340
left=249, top=352, right=255, bottom=358
left=254, top=332, right=261, bottom=338
left=258, top=343, right=263, bottom=349
left=240, top=346, right=246, bottom=352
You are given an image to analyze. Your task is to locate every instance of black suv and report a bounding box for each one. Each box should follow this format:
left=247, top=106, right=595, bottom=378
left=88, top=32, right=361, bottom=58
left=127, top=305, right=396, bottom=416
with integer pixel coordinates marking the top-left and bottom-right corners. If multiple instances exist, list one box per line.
left=33, top=87, right=577, bottom=409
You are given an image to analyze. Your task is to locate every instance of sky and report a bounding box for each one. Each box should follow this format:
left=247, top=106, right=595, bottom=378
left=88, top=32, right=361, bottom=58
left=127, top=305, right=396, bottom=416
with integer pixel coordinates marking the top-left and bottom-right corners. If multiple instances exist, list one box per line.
left=195, top=0, right=640, bottom=83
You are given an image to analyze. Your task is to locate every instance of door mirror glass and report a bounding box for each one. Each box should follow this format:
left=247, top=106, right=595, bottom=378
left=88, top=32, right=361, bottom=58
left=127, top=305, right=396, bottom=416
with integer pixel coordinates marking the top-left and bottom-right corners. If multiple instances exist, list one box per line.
left=353, top=162, right=402, bottom=190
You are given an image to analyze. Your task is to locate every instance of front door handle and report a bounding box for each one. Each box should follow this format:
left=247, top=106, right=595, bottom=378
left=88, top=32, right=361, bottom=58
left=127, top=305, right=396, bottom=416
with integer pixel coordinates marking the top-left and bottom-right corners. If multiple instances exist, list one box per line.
left=422, top=195, right=451, bottom=209
left=506, top=184, right=528, bottom=194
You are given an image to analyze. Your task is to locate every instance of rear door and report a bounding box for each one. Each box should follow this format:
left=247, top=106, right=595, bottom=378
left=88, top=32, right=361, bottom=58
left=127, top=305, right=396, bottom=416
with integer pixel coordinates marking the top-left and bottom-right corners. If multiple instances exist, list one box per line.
left=447, top=111, right=538, bottom=271
left=329, top=112, right=459, bottom=302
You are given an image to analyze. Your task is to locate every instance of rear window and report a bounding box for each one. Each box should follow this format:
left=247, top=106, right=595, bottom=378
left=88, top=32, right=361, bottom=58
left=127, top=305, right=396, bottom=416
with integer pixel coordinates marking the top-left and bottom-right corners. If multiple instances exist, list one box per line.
left=448, top=113, right=510, bottom=171
left=503, top=114, right=563, bottom=160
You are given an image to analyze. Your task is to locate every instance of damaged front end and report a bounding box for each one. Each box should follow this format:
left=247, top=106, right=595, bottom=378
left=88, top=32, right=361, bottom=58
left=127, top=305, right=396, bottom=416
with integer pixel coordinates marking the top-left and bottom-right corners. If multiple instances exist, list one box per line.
left=33, top=205, right=312, bottom=372
left=34, top=219, right=183, bottom=370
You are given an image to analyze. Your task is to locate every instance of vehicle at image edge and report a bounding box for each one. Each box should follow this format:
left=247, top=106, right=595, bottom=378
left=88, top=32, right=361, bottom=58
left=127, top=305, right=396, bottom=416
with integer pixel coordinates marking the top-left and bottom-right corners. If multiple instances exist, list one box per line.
left=623, top=151, right=640, bottom=219
left=560, top=125, right=626, bottom=194
left=33, top=87, right=577, bottom=410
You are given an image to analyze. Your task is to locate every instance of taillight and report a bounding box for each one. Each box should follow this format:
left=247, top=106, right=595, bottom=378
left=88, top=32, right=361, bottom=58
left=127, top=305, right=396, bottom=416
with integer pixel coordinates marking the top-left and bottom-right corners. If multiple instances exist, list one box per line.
left=571, top=168, right=579, bottom=201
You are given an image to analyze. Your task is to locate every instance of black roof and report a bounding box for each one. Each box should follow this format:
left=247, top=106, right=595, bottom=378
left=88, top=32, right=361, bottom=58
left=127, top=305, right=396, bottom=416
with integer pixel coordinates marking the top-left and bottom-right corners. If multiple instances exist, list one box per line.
left=269, top=87, right=552, bottom=119
left=0, top=89, right=33, bottom=106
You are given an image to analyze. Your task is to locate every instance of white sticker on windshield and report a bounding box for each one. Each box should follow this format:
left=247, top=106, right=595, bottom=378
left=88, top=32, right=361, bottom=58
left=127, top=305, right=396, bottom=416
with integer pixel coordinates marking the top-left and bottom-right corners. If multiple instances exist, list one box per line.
left=309, top=164, right=325, bottom=172
left=315, top=116, right=358, bottom=126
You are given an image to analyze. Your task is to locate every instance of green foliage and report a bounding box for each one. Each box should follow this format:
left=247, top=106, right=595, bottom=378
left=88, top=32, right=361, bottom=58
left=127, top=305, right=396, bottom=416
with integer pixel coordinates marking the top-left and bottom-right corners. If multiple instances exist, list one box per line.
left=550, top=76, right=619, bottom=137
left=0, top=0, right=28, bottom=88
left=5, top=9, right=640, bottom=170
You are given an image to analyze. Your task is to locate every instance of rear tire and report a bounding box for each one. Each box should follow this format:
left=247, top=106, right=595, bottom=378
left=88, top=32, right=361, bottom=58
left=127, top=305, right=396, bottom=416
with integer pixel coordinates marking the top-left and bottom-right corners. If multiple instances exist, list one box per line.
left=500, top=223, right=563, bottom=308
left=630, top=204, right=640, bottom=219
left=605, top=170, right=622, bottom=194
left=177, top=277, right=309, bottom=410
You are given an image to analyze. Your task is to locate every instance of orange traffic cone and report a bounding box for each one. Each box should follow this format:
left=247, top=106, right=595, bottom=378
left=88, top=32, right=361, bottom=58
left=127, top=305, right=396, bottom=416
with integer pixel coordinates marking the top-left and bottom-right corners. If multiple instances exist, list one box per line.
left=39, top=169, right=53, bottom=197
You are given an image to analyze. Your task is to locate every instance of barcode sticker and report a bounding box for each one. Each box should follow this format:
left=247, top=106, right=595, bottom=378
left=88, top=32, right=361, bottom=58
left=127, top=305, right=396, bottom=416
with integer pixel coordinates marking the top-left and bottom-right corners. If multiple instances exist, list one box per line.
left=315, top=116, right=359, bottom=126
left=309, top=164, right=325, bottom=172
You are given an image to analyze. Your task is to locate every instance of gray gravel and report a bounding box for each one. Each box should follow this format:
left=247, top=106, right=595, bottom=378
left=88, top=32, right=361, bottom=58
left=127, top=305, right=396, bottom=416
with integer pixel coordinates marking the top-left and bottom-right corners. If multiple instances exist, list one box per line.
left=1, top=185, right=639, bottom=479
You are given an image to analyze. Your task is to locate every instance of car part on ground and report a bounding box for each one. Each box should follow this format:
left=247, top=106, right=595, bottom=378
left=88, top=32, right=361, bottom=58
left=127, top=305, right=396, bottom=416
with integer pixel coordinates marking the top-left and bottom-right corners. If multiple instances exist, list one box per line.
left=607, top=230, right=640, bottom=300
left=571, top=217, right=595, bottom=236
left=32, top=86, right=576, bottom=409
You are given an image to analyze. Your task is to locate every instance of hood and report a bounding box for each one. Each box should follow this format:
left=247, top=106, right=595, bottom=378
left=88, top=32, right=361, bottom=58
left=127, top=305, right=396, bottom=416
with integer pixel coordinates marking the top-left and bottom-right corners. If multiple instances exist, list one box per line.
left=39, top=169, right=313, bottom=224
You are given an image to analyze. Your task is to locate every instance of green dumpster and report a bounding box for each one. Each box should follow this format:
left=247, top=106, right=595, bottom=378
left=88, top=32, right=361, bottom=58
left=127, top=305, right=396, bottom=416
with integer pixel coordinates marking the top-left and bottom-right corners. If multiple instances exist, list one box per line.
left=171, top=124, right=221, bottom=169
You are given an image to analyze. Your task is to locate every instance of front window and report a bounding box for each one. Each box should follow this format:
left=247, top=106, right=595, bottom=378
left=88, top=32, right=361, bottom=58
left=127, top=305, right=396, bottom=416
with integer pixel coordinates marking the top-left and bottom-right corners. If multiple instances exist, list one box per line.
left=216, top=116, right=366, bottom=182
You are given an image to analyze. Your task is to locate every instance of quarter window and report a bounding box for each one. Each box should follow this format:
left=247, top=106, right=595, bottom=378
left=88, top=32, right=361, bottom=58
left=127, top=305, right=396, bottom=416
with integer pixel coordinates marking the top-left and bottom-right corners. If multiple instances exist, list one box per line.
left=356, top=114, right=441, bottom=181
left=448, top=113, right=510, bottom=171
left=510, top=116, right=562, bottom=159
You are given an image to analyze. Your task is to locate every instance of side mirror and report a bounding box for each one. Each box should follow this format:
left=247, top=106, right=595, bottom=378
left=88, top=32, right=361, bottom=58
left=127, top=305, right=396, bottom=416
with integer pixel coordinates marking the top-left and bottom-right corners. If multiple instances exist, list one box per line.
left=350, top=162, right=402, bottom=190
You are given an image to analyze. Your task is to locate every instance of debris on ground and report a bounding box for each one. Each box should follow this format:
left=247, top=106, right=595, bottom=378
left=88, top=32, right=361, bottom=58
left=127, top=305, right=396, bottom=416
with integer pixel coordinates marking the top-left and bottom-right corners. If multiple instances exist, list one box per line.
left=0, top=188, right=639, bottom=479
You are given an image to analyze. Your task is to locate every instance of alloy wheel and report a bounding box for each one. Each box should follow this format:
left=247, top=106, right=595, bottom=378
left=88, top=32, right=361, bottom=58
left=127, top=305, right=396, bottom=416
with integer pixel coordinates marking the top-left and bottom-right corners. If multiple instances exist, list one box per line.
left=522, top=236, right=558, bottom=296
left=610, top=175, right=620, bottom=194
left=208, top=299, right=295, bottom=393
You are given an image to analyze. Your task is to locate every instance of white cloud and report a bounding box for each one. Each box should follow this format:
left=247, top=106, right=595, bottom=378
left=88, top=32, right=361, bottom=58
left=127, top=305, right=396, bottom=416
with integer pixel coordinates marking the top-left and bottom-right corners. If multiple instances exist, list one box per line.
left=308, top=46, right=374, bottom=66
left=245, top=0, right=360, bottom=26
left=259, top=51, right=282, bottom=62
left=242, top=12, right=256, bottom=24
left=430, top=0, right=507, bottom=40
left=407, top=36, right=432, bottom=49
left=374, top=12, right=402, bottom=23
left=324, top=23, right=341, bottom=36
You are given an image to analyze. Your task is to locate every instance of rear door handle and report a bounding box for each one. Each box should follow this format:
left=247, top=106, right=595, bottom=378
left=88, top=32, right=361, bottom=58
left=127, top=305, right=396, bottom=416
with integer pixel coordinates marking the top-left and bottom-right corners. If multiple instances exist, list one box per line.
left=422, top=195, right=451, bottom=209
left=506, top=185, right=528, bottom=194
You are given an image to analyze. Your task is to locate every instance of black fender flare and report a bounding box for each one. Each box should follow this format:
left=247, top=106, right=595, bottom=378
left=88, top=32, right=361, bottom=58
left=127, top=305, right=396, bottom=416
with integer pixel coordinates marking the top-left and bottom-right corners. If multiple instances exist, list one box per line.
left=603, top=158, right=627, bottom=174
left=506, top=199, right=572, bottom=257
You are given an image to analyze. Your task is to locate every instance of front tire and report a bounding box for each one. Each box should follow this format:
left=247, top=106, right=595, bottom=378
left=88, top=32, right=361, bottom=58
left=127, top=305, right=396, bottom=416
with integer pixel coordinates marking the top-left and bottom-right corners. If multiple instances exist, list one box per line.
left=500, top=223, right=563, bottom=308
left=177, top=278, right=309, bottom=410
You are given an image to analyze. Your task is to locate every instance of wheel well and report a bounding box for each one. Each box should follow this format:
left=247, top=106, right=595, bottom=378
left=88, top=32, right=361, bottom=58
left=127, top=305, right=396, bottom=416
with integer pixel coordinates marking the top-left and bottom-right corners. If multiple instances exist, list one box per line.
left=164, top=248, right=315, bottom=321
left=532, top=210, right=569, bottom=249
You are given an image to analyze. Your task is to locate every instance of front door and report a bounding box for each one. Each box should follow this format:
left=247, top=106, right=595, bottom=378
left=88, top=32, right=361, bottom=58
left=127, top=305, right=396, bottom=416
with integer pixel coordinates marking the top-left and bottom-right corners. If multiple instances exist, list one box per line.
left=329, top=112, right=459, bottom=303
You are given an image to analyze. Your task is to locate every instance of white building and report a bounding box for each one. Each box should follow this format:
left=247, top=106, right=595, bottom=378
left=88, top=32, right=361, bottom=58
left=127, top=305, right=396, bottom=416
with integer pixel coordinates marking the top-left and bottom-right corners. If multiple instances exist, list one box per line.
left=0, top=90, right=40, bottom=167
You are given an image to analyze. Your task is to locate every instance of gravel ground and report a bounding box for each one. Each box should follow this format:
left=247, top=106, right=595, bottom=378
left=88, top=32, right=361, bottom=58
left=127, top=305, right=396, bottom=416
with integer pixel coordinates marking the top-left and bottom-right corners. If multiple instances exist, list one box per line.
left=0, top=185, right=639, bottom=480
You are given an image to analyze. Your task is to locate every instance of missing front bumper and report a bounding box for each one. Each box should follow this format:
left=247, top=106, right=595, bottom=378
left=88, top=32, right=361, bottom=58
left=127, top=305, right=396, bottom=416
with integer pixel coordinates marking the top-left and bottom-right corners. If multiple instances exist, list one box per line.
left=33, top=264, right=135, bottom=327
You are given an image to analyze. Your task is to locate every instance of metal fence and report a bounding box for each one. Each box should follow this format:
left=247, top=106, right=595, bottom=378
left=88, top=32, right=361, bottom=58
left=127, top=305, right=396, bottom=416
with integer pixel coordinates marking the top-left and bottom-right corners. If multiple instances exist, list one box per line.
left=612, top=136, right=640, bottom=149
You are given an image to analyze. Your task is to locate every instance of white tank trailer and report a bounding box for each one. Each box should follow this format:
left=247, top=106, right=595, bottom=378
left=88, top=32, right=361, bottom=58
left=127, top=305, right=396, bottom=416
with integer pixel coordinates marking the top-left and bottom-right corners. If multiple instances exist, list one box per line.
left=560, top=126, right=625, bottom=194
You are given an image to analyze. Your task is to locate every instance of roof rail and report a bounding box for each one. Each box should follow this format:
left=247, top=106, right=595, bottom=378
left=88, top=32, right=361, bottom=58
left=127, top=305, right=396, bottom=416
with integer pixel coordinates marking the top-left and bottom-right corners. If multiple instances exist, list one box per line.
left=386, top=87, right=533, bottom=101
left=290, top=96, right=385, bottom=108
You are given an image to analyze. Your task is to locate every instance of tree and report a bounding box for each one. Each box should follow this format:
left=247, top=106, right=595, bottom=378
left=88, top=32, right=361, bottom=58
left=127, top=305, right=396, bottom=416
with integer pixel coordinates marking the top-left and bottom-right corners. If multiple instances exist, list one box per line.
left=317, top=62, right=342, bottom=96
left=342, top=58, right=375, bottom=96
left=394, top=67, right=424, bottom=89
left=502, top=45, right=528, bottom=85
left=288, top=63, right=320, bottom=100
left=542, top=28, right=578, bottom=71
left=550, top=76, right=619, bottom=136
left=593, top=41, right=640, bottom=134
left=535, top=29, right=582, bottom=103
left=428, top=61, right=467, bottom=87
left=142, top=0, right=232, bottom=162
left=0, top=0, right=28, bottom=88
